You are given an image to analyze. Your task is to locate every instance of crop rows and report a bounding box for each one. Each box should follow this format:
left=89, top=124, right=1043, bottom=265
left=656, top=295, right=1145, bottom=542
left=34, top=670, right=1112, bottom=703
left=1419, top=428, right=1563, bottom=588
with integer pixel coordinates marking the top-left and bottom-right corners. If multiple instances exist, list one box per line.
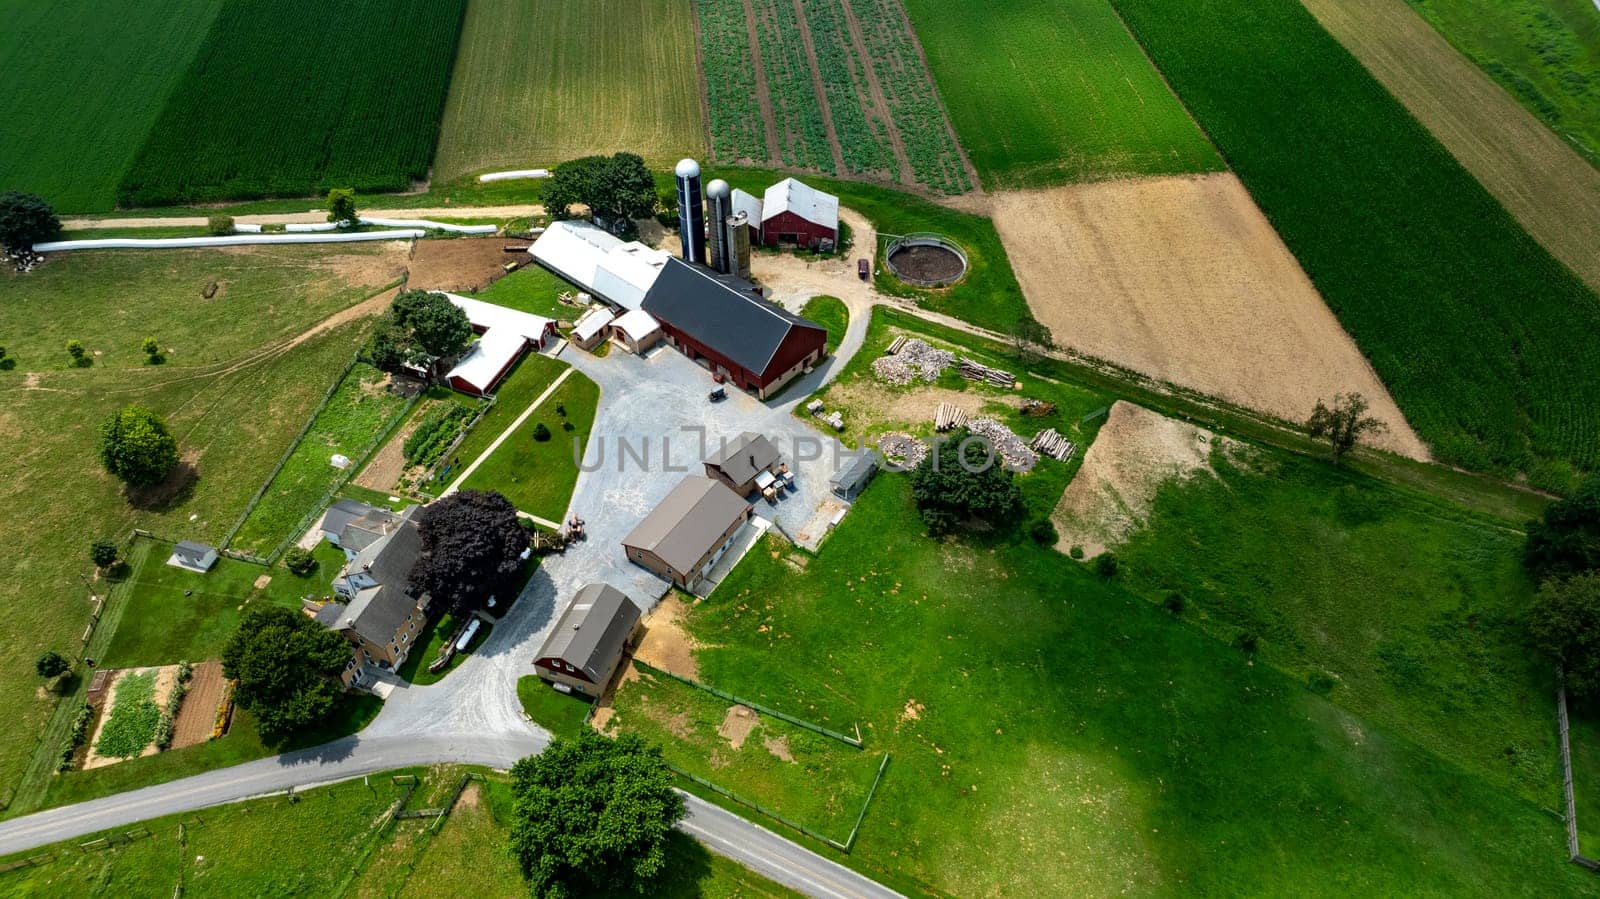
left=117, top=0, right=468, bottom=206
left=751, top=0, right=837, bottom=173
left=1112, top=0, right=1600, bottom=479
left=850, top=0, right=970, bottom=193
left=802, top=0, right=896, bottom=177
left=695, top=0, right=768, bottom=162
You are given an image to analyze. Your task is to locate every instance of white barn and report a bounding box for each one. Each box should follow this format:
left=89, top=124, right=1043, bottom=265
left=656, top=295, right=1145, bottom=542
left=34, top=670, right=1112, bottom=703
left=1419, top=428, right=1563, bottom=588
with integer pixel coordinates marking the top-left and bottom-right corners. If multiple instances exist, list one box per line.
left=530, top=221, right=670, bottom=311
left=441, top=294, right=558, bottom=396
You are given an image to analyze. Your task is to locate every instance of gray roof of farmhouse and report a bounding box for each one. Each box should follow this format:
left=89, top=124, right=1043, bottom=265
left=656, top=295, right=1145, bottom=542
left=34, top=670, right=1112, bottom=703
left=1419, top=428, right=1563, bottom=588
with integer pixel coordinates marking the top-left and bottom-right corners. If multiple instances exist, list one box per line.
left=621, top=475, right=749, bottom=575
left=641, top=258, right=825, bottom=378
left=536, top=584, right=641, bottom=682
left=339, top=505, right=424, bottom=646
left=705, top=432, right=781, bottom=486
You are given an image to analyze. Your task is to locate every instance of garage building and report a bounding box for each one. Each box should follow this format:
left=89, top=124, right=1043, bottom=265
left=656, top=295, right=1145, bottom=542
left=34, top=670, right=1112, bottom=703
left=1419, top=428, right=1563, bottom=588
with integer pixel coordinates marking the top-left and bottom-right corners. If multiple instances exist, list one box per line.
left=621, top=475, right=752, bottom=591
left=641, top=258, right=827, bottom=399
left=532, top=583, right=642, bottom=697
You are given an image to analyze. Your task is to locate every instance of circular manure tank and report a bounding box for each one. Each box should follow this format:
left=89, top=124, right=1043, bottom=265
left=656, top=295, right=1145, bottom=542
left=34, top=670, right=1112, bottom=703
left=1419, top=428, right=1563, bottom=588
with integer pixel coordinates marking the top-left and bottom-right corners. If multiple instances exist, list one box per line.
left=884, top=233, right=968, bottom=287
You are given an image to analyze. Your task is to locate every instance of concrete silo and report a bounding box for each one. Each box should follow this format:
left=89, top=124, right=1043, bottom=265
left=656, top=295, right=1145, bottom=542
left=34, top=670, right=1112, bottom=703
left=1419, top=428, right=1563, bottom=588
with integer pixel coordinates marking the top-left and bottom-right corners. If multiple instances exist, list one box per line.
left=705, top=178, right=733, bottom=274
left=674, top=158, right=706, bottom=265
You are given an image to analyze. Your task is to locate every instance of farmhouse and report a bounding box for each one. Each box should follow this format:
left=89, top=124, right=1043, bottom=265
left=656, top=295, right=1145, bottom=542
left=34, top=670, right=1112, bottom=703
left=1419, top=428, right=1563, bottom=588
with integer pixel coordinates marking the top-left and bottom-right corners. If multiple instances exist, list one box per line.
left=704, top=431, right=782, bottom=497
left=641, top=258, right=827, bottom=399
left=166, top=541, right=217, bottom=573
left=760, top=178, right=838, bottom=249
left=621, top=475, right=752, bottom=591
left=530, top=221, right=670, bottom=310
left=320, top=498, right=402, bottom=558
left=442, top=294, right=558, bottom=396
left=532, top=583, right=642, bottom=697
left=321, top=505, right=429, bottom=684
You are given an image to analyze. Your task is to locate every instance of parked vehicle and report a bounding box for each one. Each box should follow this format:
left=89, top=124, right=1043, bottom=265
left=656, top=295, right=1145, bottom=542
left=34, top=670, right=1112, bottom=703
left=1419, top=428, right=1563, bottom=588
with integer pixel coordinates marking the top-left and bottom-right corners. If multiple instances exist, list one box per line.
left=708, top=386, right=727, bottom=402
left=858, top=258, right=870, bottom=280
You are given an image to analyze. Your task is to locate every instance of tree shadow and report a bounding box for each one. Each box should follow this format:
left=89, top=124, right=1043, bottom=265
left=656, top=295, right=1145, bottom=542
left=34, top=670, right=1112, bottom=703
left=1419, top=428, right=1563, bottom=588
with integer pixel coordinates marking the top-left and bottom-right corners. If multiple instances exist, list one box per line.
left=123, top=462, right=198, bottom=513
left=633, top=831, right=716, bottom=899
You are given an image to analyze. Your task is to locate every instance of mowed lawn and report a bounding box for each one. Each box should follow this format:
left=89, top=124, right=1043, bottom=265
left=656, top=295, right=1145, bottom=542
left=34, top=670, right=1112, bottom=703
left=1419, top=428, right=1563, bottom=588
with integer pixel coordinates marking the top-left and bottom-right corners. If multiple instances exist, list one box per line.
left=470, top=265, right=578, bottom=321
left=0, top=0, right=225, bottom=212
left=0, top=250, right=396, bottom=814
left=118, top=0, right=469, bottom=205
left=227, top=362, right=412, bottom=558
left=1110, top=0, right=1600, bottom=482
left=429, top=352, right=570, bottom=491
left=687, top=480, right=1594, bottom=895
left=903, top=0, right=1221, bottom=186
left=461, top=369, right=599, bottom=521
left=1406, top=0, right=1600, bottom=168
left=432, top=0, right=705, bottom=181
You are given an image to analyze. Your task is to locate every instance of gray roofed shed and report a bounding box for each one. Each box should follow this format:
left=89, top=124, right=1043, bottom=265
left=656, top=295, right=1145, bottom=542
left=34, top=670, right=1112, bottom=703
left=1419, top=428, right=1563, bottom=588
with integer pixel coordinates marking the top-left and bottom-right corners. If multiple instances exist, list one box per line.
left=830, top=450, right=879, bottom=501
left=621, top=475, right=750, bottom=576
left=535, top=584, right=641, bottom=684
left=704, top=432, right=780, bottom=489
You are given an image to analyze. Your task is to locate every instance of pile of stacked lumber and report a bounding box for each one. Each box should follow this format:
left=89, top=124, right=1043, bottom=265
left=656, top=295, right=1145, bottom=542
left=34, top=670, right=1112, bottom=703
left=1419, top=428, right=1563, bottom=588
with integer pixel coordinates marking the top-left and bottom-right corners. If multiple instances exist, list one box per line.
left=873, top=339, right=956, bottom=385
left=878, top=433, right=929, bottom=467
left=957, top=357, right=1016, bottom=388
left=886, top=335, right=908, bottom=355
left=969, top=418, right=1038, bottom=471
left=934, top=402, right=969, bottom=431
left=1030, top=428, right=1076, bottom=462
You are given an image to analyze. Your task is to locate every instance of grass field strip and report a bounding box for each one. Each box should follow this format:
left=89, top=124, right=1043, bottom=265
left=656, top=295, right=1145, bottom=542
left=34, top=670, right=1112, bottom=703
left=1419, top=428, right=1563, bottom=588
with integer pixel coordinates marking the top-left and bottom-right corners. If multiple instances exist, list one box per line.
left=444, top=367, right=575, bottom=496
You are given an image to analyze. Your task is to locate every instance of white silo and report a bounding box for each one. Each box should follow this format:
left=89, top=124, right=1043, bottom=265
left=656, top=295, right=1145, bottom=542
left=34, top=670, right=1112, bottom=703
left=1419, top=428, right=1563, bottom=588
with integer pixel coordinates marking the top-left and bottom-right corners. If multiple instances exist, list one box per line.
left=674, top=158, right=706, bottom=265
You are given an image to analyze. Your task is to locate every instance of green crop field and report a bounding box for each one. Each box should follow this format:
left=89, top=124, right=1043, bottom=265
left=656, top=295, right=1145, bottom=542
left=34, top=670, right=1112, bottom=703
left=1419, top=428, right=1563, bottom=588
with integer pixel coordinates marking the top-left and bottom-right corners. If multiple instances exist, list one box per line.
left=226, top=363, right=412, bottom=558
left=432, top=0, right=704, bottom=182
left=695, top=0, right=972, bottom=192
left=903, top=0, right=1222, bottom=187
left=1110, top=0, right=1600, bottom=483
left=1406, top=0, right=1600, bottom=169
left=0, top=0, right=225, bottom=213
left=0, top=248, right=398, bottom=815
left=117, top=0, right=468, bottom=206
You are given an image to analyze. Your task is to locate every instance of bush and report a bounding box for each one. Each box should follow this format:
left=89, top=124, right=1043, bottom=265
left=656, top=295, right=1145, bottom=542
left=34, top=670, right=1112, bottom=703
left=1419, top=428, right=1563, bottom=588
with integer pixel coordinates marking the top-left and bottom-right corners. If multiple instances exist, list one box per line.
left=154, top=713, right=175, bottom=751
left=1308, top=668, right=1339, bottom=694
left=284, top=546, right=316, bottom=577
left=35, top=651, right=70, bottom=679
left=1028, top=518, right=1058, bottom=545
left=65, top=339, right=91, bottom=368
left=326, top=187, right=358, bottom=225
left=0, top=191, right=60, bottom=251
left=1094, top=552, right=1119, bottom=578
left=141, top=336, right=164, bottom=365
left=99, top=405, right=180, bottom=488
left=90, top=538, right=120, bottom=569
left=1233, top=631, right=1260, bottom=653
left=1069, top=545, right=1084, bottom=560
left=206, top=214, right=235, bottom=236
left=1163, top=591, right=1185, bottom=616
left=0, top=346, right=14, bottom=371
left=532, top=422, right=552, bottom=442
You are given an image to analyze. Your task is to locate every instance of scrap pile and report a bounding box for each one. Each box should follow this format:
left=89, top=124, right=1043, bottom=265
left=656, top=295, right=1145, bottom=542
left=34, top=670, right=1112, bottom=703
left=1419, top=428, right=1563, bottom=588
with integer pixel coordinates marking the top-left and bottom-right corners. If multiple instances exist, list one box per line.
left=969, top=418, right=1038, bottom=471
left=7, top=249, right=44, bottom=274
left=878, top=433, right=929, bottom=468
left=1029, top=428, right=1076, bottom=462
left=934, top=402, right=969, bottom=431
left=957, top=357, right=1016, bottom=388
left=873, top=338, right=955, bottom=385
left=806, top=399, right=844, bottom=430
left=1020, top=398, right=1056, bottom=417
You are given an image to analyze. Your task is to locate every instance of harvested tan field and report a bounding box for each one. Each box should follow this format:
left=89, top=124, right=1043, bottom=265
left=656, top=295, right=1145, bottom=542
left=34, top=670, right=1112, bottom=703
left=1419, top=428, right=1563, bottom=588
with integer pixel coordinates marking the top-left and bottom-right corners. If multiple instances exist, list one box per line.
left=1052, top=401, right=1243, bottom=558
left=405, top=238, right=516, bottom=293
left=992, top=175, right=1427, bottom=459
left=1300, top=0, right=1600, bottom=296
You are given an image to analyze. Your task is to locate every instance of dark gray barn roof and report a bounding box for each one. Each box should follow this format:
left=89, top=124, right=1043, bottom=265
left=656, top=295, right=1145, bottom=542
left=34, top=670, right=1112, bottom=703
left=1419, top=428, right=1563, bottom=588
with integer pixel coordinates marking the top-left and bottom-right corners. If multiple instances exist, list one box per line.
left=537, top=584, right=641, bottom=683
left=705, top=432, right=780, bottom=486
left=641, top=258, right=824, bottom=378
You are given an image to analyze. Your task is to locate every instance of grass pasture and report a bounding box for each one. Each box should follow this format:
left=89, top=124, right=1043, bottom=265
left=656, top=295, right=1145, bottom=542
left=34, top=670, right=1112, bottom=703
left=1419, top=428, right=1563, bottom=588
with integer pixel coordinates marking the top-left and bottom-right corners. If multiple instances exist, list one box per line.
left=227, top=363, right=412, bottom=558
left=432, top=0, right=704, bottom=182
left=117, top=0, right=469, bottom=205
left=470, top=264, right=579, bottom=321
left=801, top=295, right=848, bottom=353
left=1406, top=0, right=1600, bottom=168
left=1110, top=0, right=1600, bottom=482
left=429, top=353, right=570, bottom=491
left=461, top=369, right=600, bottom=522
left=0, top=0, right=225, bottom=213
left=904, top=0, right=1221, bottom=187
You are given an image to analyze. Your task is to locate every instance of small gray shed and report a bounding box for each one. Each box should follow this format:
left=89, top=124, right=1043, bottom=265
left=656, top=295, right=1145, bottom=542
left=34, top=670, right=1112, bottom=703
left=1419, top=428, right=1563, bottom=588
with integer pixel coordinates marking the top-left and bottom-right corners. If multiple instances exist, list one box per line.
left=830, top=450, right=879, bottom=501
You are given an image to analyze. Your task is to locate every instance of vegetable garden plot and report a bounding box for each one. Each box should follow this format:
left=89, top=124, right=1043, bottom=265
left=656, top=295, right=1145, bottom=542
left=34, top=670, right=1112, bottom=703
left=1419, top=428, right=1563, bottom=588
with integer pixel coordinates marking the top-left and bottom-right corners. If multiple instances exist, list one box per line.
left=751, top=0, right=837, bottom=173
left=802, top=0, right=898, bottom=178
left=697, top=0, right=769, bottom=163
left=848, top=0, right=970, bottom=193
left=117, top=0, right=469, bottom=206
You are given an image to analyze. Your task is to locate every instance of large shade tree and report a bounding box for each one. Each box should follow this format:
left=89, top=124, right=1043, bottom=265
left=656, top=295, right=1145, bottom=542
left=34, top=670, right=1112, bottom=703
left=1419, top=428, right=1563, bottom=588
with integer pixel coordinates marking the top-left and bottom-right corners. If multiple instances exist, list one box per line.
left=1525, top=476, right=1600, bottom=584
left=0, top=191, right=60, bottom=252
left=506, top=730, right=685, bottom=899
left=1528, top=572, right=1600, bottom=702
left=98, top=405, right=179, bottom=488
left=909, top=428, right=1024, bottom=536
left=222, top=606, right=351, bottom=742
left=407, top=490, right=528, bottom=616
left=363, top=290, right=473, bottom=374
left=540, top=153, right=657, bottom=228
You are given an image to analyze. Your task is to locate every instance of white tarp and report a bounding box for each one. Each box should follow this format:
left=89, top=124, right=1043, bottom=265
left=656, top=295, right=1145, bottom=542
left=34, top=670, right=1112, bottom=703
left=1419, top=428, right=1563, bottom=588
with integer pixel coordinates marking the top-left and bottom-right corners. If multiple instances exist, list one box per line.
left=361, top=217, right=497, bottom=235
left=34, top=230, right=425, bottom=252
left=478, top=169, right=550, bottom=182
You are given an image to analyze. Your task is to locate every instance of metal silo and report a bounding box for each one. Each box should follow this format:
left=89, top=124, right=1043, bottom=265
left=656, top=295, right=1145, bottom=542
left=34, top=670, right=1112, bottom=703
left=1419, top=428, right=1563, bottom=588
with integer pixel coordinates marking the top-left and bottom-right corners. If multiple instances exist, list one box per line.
left=674, top=158, right=706, bottom=265
left=705, top=179, right=733, bottom=274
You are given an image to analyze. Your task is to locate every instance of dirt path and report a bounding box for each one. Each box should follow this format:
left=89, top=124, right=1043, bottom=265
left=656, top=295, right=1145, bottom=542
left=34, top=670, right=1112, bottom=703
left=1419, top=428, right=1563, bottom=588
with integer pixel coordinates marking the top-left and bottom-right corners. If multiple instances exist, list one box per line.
left=172, top=661, right=225, bottom=749
left=791, top=0, right=849, bottom=176
left=990, top=174, right=1428, bottom=459
left=62, top=205, right=544, bottom=230
left=355, top=407, right=426, bottom=493
left=1299, top=0, right=1600, bottom=296
left=742, top=0, right=783, bottom=162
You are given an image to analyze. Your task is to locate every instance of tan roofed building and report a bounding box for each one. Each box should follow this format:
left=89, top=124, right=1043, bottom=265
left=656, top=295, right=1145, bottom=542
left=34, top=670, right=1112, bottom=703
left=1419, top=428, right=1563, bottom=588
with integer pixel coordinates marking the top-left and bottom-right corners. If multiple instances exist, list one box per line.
left=532, top=584, right=642, bottom=697
left=621, top=475, right=751, bottom=591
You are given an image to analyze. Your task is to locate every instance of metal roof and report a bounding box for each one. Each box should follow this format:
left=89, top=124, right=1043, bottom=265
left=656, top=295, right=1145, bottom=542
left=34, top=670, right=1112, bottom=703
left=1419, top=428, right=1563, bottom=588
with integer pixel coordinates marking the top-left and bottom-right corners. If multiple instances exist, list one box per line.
left=536, top=584, right=641, bottom=682
left=622, top=475, right=749, bottom=576
left=573, top=305, right=617, bottom=342
left=641, top=258, right=825, bottom=378
left=730, top=189, right=764, bottom=227
left=612, top=309, right=661, bottom=342
left=530, top=221, right=668, bottom=311
left=705, top=431, right=780, bottom=486
left=321, top=498, right=373, bottom=536
left=338, top=506, right=424, bottom=647
left=761, top=178, right=839, bottom=231
left=831, top=450, right=879, bottom=495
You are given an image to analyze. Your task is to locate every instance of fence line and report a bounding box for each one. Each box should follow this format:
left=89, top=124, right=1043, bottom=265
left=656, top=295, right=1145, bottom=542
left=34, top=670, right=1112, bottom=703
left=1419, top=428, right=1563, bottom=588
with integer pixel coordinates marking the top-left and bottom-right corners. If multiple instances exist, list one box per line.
left=1556, top=677, right=1600, bottom=871
left=844, top=754, right=892, bottom=851
left=630, top=660, right=862, bottom=749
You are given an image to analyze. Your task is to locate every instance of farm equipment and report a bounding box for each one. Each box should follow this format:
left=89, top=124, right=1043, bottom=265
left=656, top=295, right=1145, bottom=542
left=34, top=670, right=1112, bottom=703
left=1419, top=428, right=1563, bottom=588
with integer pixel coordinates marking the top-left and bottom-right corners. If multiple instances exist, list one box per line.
left=708, top=386, right=727, bottom=402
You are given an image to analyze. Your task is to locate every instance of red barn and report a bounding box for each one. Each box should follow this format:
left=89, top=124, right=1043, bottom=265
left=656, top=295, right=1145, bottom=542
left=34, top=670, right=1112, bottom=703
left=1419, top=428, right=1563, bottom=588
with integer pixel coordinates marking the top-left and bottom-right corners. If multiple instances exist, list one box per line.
left=642, top=258, right=827, bottom=399
left=760, top=178, right=839, bottom=250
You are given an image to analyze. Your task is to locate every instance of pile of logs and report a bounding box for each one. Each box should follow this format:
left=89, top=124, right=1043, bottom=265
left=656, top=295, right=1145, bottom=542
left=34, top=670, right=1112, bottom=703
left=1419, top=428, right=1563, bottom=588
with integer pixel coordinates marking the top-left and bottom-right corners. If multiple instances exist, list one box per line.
left=934, top=402, right=969, bottom=431
left=957, top=357, right=1016, bottom=388
left=1020, top=398, right=1057, bottom=417
left=1030, top=428, right=1076, bottom=462
left=886, top=335, right=908, bottom=355
left=969, top=418, right=1038, bottom=471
